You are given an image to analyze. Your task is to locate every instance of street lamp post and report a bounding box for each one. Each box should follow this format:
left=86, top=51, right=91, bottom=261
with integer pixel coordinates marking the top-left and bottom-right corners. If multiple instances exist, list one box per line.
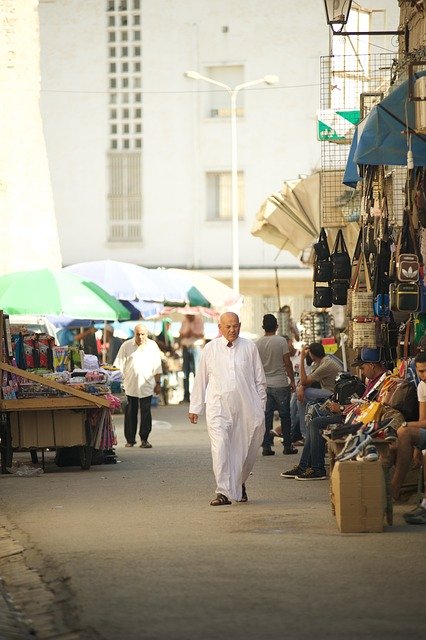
left=185, top=70, right=279, bottom=296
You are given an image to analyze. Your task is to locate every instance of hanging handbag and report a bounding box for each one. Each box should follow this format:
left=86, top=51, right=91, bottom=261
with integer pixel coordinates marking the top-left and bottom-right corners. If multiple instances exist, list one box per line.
left=395, top=211, right=420, bottom=282
left=313, top=227, right=330, bottom=261
left=331, top=229, right=351, bottom=281
left=351, top=253, right=374, bottom=318
left=313, top=285, right=332, bottom=309
left=373, top=221, right=391, bottom=318
left=390, top=282, right=420, bottom=312
left=332, top=280, right=349, bottom=305
left=352, top=316, right=377, bottom=349
left=314, top=259, right=333, bottom=283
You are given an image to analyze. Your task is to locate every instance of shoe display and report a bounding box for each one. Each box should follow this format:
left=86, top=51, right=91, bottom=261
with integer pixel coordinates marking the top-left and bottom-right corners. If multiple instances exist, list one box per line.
left=262, top=448, right=275, bottom=456
left=140, top=441, right=153, bottom=448
left=283, top=447, right=298, bottom=455
left=336, top=432, right=372, bottom=462
left=384, top=426, right=398, bottom=442
left=356, top=444, right=378, bottom=462
left=294, top=468, right=327, bottom=481
left=280, top=465, right=306, bottom=478
left=270, top=428, right=282, bottom=437
left=403, top=505, right=426, bottom=525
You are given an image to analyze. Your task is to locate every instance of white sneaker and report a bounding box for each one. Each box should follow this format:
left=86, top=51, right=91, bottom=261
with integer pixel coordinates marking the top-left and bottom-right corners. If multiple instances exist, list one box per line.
left=336, top=433, right=372, bottom=462
left=356, top=443, right=378, bottom=462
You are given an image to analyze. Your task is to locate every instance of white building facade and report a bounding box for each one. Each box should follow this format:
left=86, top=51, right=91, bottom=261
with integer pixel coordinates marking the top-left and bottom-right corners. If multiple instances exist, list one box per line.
left=38, top=0, right=400, bottom=303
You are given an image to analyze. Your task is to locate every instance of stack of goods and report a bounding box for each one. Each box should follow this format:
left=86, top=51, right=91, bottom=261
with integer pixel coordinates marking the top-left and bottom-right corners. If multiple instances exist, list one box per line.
left=300, top=311, right=334, bottom=343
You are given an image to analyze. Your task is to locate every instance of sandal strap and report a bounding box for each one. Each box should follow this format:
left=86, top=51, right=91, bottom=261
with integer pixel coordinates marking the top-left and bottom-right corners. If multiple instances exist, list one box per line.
left=210, top=493, right=231, bottom=506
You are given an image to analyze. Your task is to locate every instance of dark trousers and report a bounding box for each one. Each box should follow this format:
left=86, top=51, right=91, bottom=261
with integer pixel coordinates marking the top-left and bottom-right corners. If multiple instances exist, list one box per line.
left=263, top=386, right=292, bottom=450
left=124, top=395, right=153, bottom=444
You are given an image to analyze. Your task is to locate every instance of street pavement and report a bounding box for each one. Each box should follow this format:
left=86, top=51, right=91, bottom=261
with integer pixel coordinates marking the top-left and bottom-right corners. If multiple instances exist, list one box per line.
left=0, top=401, right=425, bottom=640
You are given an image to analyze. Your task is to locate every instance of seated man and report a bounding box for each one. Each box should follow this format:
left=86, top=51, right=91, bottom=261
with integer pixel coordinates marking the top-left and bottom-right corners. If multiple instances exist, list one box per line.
left=296, top=342, right=343, bottom=438
left=282, top=347, right=389, bottom=481
left=391, top=352, right=426, bottom=525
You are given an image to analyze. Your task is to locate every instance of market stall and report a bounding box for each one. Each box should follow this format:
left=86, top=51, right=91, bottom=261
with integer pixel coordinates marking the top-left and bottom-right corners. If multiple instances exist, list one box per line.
left=0, top=310, right=116, bottom=473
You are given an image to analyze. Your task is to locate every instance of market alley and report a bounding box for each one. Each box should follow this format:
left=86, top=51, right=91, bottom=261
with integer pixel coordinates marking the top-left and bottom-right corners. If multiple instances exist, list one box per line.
left=0, top=401, right=424, bottom=640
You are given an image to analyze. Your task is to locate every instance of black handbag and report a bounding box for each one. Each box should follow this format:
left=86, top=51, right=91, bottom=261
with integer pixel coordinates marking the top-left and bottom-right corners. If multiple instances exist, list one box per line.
left=390, top=282, right=420, bottom=312
left=313, top=228, right=330, bottom=261
left=313, top=285, right=332, bottom=308
left=332, top=280, right=349, bottom=305
left=331, top=230, right=351, bottom=281
left=314, top=259, right=333, bottom=283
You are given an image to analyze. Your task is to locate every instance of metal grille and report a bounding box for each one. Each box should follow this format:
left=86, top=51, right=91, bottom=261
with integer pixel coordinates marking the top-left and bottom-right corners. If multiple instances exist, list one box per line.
left=320, top=53, right=395, bottom=227
left=107, top=152, right=142, bottom=241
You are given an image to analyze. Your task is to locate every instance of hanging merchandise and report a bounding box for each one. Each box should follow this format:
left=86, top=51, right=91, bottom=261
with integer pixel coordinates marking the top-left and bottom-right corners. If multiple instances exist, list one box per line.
left=313, top=227, right=330, bottom=261
left=330, top=229, right=351, bottom=305
left=373, top=218, right=391, bottom=318
left=313, top=227, right=333, bottom=309
left=330, top=229, right=351, bottom=281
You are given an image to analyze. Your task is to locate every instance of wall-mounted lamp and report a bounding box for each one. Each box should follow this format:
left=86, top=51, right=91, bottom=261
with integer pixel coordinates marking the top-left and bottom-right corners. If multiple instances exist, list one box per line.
left=323, top=0, right=409, bottom=53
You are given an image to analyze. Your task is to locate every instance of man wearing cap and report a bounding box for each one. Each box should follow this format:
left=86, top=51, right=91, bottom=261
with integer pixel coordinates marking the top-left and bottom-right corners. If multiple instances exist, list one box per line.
left=282, top=347, right=389, bottom=480
left=256, top=314, right=297, bottom=456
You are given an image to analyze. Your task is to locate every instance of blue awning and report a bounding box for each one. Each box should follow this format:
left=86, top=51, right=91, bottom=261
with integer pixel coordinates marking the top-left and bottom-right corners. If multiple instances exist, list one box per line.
left=353, top=77, right=426, bottom=167
left=343, top=127, right=361, bottom=188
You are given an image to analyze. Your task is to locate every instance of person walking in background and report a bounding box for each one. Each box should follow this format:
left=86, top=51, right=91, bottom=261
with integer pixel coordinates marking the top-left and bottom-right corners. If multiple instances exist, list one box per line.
left=114, top=323, right=163, bottom=449
left=156, top=317, right=176, bottom=354
left=279, top=305, right=300, bottom=341
left=256, top=315, right=297, bottom=456
left=188, top=312, right=266, bottom=506
left=179, top=313, right=204, bottom=402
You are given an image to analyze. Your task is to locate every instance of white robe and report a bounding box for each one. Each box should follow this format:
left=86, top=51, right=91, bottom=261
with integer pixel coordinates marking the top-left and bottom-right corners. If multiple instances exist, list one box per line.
left=190, top=335, right=267, bottom=501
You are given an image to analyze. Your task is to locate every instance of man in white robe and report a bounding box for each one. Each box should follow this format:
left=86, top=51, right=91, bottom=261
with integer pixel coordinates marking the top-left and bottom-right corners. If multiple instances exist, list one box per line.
left=188, top=312, right=267, bottom=505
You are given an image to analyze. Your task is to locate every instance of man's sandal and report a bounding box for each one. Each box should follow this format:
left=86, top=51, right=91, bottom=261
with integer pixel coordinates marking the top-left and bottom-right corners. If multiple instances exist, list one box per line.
left=210, top=493, right=231, bottom=506
left=239, top=484, right=248, bottom=503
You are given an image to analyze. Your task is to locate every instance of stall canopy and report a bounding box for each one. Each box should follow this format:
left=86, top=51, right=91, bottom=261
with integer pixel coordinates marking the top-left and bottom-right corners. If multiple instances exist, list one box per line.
left=252, top=172, right=360, bottom=261
left=251, top=173, right=321, bottom=258
left=347, top=77, right=426, bottom=172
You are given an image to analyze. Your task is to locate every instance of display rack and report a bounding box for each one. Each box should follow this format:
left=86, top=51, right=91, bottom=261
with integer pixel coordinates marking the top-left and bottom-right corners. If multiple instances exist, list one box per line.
left=0, top=310, right=110, bottom=473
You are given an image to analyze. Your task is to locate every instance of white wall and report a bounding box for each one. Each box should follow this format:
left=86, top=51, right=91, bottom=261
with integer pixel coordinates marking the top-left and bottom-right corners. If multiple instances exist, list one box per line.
left=38, top=0, right=400, bottom=270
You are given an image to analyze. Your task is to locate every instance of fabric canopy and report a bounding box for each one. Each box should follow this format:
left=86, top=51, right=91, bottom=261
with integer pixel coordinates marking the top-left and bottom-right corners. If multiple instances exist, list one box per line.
left=251, top=173, right=321, bottom=258
left=352, top=77, right=426, bottom=168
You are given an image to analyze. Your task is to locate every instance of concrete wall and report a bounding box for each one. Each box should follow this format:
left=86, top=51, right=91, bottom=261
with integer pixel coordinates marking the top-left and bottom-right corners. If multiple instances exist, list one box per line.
left=38, top=0, right=400, bottom=275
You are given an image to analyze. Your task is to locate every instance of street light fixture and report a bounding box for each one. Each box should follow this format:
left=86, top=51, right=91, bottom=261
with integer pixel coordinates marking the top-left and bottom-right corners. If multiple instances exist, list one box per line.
left=185, top=70, right=279, bottom=296
left=323, top=0, right=408, bottom=52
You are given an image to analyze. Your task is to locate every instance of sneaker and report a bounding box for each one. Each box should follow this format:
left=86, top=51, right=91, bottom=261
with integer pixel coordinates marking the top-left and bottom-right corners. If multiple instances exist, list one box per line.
left=140, top=441, right=153, bottom=449
left=292, top=439, right=305, bottom=447
left=283, top=447, right=298, bottom=455
left=336, top=433, right=372, bottom=462
left=294, top=468, right=327, bottom=481
left=262, top=448, right=275, bottom=456
left=384, top=426, right=398, bottom=442
left=270, top=428, right=282, bottom=437
left=280, top=465, right=306, bottom=478
left=403, top=504, right=426, bottom=520
left=403, top=505, right=426, bottom=525
left=356, top=443, right=378, bottom=462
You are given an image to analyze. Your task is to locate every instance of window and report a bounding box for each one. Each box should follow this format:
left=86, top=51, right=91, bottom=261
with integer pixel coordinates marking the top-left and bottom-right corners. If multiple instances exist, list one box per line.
left=206, top=65, right=244, bottom=118
left=206, top=171, right=245, bottom=221
left=107, top=0, right=143, bottom=240
left=108, top=152, right=142, bottom=241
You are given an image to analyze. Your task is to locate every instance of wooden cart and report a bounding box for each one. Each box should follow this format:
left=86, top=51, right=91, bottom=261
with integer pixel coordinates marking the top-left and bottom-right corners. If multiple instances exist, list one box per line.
left=0, top=312, right=110, bottom=473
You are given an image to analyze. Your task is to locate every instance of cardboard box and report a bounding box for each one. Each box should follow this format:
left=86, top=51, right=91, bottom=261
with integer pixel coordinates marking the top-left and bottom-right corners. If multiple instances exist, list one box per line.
left=331, top=460, right=386, bottom=533
left=52, top=410, right=86, bottom=447
left=8, top=410, right=86, bottom=448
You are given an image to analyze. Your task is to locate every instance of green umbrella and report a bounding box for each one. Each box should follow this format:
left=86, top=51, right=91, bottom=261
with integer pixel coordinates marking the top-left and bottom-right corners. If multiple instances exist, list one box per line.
left=0, top=268, right=130, bottom=320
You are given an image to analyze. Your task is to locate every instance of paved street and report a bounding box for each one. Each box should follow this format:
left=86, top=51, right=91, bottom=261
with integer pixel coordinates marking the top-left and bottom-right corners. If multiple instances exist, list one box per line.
left=0, top=402, right=424, bottom=640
